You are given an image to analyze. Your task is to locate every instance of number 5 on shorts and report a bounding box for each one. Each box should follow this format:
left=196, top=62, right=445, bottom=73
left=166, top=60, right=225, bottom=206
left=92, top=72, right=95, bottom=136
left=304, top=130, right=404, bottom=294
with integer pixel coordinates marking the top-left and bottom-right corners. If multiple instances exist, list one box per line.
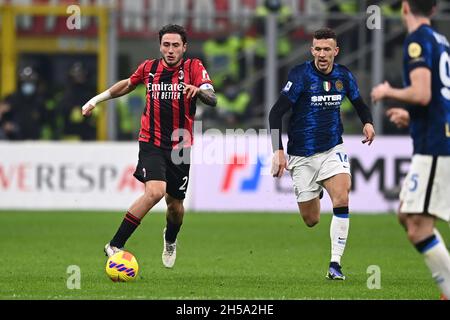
left=409, top=173, right=419, bottom=192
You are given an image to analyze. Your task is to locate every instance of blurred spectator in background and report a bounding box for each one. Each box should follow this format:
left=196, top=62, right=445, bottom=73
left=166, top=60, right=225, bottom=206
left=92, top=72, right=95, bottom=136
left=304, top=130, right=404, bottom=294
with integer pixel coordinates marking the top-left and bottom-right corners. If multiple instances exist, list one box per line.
left=54, top=61, right=97, bottom=140
left=340, top=96, right=362, bottom=134
left=327, top=0, right=359, bottom=61
left=0, top=100, right=19, bottom=140
left=202, top=21, right=243, bottom=91
left=3, top=66, right=49, bottom=140
left=215, top=76, right=251, bottom=128
left=249, top=3, right=293, bottom=113
left=378, top=0, right=402, bottom=59
left=116, top=84, right=147, bottom=140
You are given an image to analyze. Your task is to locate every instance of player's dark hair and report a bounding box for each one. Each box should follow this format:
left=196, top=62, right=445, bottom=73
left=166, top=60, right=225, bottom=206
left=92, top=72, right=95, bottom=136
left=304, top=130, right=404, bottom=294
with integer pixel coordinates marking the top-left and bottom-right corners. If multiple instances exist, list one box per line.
left=313, top=28, right=337, bottom=42
left=159, top=24, right=187, bottom=44
left=405, top=0, right=437, bottom=17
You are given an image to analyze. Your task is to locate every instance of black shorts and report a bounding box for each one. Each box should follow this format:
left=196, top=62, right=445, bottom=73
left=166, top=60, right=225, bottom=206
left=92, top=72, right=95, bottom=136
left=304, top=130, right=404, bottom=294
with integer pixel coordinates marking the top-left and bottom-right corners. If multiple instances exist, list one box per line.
left=133, top=142, right=191, bottom=200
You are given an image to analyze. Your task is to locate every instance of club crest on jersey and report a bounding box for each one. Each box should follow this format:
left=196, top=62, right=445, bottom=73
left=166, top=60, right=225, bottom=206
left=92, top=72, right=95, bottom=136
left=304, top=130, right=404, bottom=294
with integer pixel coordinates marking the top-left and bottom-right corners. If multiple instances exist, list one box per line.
left=335, top=80, right=344, bottom=92
left=323, top=81, right=332, bottom=92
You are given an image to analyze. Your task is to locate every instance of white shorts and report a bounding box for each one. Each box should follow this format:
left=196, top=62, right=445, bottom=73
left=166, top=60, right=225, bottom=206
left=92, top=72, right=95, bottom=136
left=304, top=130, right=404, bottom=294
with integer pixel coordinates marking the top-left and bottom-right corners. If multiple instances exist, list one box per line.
left=400, top=154, right=450, bottom=221
left=287, top=144, right=351, bottom=203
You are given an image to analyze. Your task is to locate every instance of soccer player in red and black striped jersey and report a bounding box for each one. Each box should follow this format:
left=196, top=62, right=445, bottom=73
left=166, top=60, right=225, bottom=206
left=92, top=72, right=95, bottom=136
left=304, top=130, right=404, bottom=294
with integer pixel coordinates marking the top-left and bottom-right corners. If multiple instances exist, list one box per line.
left=81, top=24, right=217, bottom=268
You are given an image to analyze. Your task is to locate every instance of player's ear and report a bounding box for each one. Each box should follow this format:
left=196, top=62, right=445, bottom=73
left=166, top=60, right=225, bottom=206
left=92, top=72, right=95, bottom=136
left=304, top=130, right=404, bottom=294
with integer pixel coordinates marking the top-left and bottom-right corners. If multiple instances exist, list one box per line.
left=334, top=46, right=340, bottom=57
left=310, top=46, right=315, bottom=57
left=430, top=5, right=437, bottom=17
left=183, top=43, right=187, bottom=54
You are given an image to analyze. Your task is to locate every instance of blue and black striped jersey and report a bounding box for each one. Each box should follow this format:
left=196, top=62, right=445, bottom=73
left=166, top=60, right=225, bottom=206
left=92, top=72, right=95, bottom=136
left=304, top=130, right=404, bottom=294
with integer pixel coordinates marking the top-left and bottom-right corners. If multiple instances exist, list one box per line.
left=281, top=61, right=361, bottom=157
left=403, top=24, right=450, bottom=156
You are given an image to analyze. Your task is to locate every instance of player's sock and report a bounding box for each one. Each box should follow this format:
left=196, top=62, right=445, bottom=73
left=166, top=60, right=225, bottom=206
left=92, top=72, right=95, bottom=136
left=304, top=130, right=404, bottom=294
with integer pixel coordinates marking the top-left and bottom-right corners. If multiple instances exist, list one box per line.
left=110, top=211, right=141, bottom=248
left=330, top=206, right=349, bottom=265
left=415, top=234, right=450, bottom=298
left=165, top=220, right=182, bottom=243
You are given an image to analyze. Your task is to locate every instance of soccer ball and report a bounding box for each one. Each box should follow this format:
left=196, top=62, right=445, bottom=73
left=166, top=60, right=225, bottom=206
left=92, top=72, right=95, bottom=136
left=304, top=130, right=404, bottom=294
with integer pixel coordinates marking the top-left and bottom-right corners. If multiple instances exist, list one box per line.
left=105, top=251, right=139, bottom=282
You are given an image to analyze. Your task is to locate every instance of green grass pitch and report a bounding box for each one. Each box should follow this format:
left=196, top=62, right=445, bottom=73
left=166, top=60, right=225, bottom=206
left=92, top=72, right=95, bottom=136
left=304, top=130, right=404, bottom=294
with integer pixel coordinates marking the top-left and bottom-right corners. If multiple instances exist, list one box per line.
left=0, top=211, right=448, bottom=300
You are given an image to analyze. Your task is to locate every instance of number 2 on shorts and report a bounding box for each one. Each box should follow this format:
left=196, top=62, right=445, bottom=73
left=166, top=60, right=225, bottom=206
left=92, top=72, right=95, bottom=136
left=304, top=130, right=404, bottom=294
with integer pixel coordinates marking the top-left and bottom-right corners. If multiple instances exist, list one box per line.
left=179, top=176, right=188, bottom=191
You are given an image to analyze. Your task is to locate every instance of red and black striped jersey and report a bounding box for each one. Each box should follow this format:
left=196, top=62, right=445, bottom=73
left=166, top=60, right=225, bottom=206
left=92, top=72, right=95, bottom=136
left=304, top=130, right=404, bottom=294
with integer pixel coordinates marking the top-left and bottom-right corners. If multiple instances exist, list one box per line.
left=129, top=58, right=213, bottom=149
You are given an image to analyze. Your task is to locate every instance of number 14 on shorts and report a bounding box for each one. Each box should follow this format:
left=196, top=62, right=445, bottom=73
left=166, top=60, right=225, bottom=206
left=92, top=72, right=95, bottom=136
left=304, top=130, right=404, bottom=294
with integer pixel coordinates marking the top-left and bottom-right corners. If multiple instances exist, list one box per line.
left=336, top=152, right=349, bottom=168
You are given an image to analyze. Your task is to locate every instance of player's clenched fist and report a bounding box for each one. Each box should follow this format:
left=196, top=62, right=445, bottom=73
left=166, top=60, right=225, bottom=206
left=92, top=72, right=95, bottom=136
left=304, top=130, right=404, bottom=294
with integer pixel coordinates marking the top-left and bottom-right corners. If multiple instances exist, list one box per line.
left=81, top=89, right=112, bottom=117
left=386, top=108, right=409, bottom=128
left=81, top=102, right=95, bottom=117
left=371, top=81, right=392, bottom=103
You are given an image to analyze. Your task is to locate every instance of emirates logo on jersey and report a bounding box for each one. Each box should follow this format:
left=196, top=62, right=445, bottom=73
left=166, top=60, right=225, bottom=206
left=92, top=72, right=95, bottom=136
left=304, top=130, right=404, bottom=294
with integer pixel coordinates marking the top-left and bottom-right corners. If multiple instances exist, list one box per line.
left=147, top=82, right=185, bottom=100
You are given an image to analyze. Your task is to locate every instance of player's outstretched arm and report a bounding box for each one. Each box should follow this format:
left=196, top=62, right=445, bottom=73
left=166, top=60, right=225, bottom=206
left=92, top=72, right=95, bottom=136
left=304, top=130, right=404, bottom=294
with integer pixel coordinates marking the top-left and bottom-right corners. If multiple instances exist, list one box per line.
left=81, top=79, right=137, bottom=117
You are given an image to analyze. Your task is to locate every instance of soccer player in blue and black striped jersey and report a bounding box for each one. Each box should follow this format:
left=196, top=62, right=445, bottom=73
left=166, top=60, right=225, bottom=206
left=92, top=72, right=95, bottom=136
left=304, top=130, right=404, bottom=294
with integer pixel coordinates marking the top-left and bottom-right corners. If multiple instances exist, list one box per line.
left=269, top=28, right=375, bottom=280
left=372, top=0, right=450, bottom=299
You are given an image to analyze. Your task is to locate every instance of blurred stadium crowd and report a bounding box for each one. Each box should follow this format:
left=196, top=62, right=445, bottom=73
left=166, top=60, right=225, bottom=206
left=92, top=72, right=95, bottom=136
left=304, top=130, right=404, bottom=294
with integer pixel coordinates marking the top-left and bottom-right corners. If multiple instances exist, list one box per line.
left=1, top=0, right=450, bottom=141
